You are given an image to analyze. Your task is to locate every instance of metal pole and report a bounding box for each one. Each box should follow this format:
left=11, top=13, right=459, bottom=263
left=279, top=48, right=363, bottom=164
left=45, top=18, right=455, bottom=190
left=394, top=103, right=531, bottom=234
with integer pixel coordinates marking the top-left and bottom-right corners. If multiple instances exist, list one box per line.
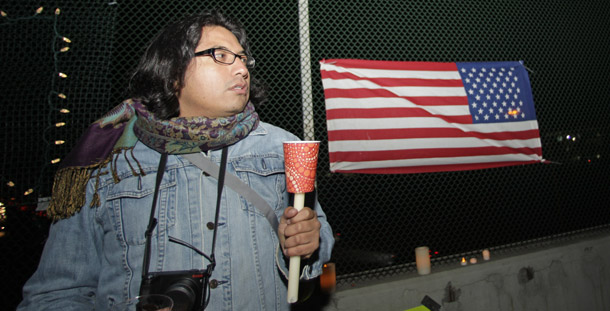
left=298, top=0, right=315, bottom=141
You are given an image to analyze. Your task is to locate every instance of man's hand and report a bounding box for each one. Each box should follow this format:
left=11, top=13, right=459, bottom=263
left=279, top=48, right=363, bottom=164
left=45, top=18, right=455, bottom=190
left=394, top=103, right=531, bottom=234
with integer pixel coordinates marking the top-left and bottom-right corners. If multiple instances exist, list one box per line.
left=279, top=206, right=321, bottom=259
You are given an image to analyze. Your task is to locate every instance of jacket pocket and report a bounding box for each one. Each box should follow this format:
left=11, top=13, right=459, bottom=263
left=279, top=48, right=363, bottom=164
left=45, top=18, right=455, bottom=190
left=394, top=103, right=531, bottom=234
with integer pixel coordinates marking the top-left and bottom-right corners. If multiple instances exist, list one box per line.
left=106, top=170, right=177, bottom=246
left=232, top=155, right=286, bottom=216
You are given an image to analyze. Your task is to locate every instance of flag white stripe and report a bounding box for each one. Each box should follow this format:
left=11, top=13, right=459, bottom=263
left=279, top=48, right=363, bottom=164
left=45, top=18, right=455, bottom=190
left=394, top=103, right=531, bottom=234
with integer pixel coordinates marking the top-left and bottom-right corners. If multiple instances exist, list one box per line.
left=328, top=137, right=542, bottom=153
left=330, top=153, right=543, bottom=171
left=327, top=118, right=539, bottom=132
left=320, top=63, right=462, bottom=79
left=325, top=98, right=469, bottom=115
left=322, top=79, right=466, bottom=97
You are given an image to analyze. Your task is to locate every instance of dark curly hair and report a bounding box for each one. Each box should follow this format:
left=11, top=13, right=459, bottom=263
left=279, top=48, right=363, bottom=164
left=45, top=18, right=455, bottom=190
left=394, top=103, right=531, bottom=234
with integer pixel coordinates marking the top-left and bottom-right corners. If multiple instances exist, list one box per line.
left=128, top=11, right=267, bottom=119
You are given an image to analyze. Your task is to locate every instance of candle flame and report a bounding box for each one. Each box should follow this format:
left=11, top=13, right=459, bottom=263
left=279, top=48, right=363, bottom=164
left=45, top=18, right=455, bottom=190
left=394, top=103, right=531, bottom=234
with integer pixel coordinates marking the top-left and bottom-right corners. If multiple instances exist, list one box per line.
left=461, top=257, right=466, bottom=263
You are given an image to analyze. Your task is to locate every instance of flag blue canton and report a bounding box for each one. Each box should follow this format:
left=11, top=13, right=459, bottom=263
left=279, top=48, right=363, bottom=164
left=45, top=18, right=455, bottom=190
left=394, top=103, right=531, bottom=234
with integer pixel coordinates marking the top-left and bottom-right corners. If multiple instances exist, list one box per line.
left=456, top=61, right=537, bottom=124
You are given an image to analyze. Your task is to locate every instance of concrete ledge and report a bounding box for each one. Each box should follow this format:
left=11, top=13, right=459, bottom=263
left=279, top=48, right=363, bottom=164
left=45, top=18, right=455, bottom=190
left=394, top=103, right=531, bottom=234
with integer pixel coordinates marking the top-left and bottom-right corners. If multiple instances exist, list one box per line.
left=323, top=233, right=610, bottom=311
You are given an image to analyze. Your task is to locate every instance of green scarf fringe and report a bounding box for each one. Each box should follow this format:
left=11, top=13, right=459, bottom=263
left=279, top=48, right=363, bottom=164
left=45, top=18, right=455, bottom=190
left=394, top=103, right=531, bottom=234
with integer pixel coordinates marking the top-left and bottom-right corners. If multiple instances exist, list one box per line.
left=47, top=149, right=143, bottom=220
left=47, top=165, right=98, bottom=221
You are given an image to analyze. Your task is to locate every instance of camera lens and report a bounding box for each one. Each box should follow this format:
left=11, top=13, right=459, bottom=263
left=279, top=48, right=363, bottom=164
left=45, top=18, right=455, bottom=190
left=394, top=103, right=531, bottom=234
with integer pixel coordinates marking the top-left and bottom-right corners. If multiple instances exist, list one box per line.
left=165, top=278, right=198, bottom=311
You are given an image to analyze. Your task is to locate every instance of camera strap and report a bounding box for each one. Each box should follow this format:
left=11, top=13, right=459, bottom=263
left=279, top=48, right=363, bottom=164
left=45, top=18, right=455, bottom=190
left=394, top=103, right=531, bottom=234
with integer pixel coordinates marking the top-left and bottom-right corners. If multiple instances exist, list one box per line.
left=140, top=148, right=228, bottom=284
left=142, top=152, right=168, bottom=279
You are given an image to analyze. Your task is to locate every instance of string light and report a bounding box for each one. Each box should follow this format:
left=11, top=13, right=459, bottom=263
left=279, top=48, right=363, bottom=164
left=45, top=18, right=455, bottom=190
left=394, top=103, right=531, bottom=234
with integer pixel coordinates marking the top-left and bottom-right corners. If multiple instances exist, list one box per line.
left=1, top=6, right=70, bottom=200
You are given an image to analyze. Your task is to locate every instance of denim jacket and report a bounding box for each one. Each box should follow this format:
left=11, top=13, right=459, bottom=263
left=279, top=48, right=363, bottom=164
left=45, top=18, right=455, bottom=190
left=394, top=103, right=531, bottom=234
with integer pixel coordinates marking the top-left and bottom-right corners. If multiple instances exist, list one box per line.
left=19, top=122, right=334, bottom=310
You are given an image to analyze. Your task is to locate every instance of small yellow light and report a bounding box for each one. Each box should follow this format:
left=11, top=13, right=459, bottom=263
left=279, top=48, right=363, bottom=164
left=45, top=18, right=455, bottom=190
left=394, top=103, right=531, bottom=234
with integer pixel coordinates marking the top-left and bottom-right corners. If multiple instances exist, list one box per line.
left=36, top=7, right=44, bottom=14
left=62, top=37, right=71, bottom=43
left=58, top=72, right=68, bottom=78
left=55, top=140, right=65, bottom=145
left=7, top=181, right=15, bottom=187
left=24, top=188, right=34, bottom=195
left=51, top=158, right=61, bottom=164
left=55, top=122, right=66, bottom=127
left=60, top=47, right=70, bottom=52
left=55, top=8, right=61, bottom=15
left=1, top=11, right=7, bottom=17
left=59, top=108, right=70, bottom=113
left=58, top=93, right=67, bottom=99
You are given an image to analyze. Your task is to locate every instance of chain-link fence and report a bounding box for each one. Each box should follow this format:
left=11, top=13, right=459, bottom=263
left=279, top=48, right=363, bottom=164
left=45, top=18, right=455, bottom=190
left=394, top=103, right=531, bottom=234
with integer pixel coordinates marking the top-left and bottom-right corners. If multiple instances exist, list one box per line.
left=2, top=0, right=610, bottom=308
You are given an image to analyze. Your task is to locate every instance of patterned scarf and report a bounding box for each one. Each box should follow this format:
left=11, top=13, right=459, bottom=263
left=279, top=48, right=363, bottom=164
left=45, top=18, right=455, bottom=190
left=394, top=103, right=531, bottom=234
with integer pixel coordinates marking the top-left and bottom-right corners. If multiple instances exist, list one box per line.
left=47, top=98, right=259, bottom=220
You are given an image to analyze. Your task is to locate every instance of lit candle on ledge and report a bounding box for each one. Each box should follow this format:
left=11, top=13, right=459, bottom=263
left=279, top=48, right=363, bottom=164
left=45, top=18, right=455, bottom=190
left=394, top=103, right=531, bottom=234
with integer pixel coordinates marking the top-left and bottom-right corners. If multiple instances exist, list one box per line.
left=482, top=249, right=490, bottom=261
left=320, top=263, right=336, bottom=293
left=460, top=257, right=467, bottom=266
left=415, top=246, right=431, bottom=275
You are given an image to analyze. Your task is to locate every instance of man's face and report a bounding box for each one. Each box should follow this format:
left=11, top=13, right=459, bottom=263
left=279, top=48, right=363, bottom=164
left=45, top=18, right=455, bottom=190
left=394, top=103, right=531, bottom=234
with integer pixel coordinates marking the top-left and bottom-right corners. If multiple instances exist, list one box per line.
left=177, top=26, right=251, bottom=118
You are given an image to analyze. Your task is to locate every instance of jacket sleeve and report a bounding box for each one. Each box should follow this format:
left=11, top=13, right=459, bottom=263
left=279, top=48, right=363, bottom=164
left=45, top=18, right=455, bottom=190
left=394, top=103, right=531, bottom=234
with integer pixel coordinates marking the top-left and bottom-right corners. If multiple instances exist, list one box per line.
left=18, top=182, right=103, bottom=311
left=300, top=198, right=335, bottom=280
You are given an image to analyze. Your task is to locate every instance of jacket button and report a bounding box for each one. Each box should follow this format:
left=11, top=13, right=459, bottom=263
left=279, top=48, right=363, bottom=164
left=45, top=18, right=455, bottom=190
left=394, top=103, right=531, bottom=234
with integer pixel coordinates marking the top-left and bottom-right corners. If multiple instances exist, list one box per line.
left=209, top=279, right=218, bottom=289
left=206, top=222, right=215, bottom=230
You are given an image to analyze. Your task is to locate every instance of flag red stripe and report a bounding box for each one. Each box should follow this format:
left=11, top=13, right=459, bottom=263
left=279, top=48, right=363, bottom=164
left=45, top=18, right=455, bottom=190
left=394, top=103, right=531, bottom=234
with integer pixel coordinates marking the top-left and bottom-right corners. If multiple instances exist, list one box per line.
left=331, top=160, right=540, bottom=174
left=329, top=146, right=542, bottom=163
left=328, top=128, right=541, bottom=141
left=322, top=59, right=459, bottom=71
left=323, top=88, right=469, bottom=106
left=323, top=88, right=468, bottom=106
left=321, top=70, right=464, bottom=87
left=325, top=108, right=472, bottom=123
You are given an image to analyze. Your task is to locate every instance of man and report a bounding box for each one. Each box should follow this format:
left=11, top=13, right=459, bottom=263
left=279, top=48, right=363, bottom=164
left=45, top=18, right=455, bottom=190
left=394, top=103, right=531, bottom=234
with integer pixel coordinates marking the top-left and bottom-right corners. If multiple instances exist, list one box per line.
left=19, top=11, right=334, bottom=310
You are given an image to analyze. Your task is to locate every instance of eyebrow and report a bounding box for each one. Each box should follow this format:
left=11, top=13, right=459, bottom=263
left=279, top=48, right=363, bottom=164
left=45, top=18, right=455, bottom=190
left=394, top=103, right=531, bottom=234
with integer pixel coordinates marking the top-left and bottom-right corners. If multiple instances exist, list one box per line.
left=208, top=45, right=246, bottom=55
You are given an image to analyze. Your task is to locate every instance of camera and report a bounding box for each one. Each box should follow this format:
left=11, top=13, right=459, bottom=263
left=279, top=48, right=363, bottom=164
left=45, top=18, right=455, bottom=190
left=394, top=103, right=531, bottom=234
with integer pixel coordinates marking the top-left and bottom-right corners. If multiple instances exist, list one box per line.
left=140, top=269, right=209, bottom=311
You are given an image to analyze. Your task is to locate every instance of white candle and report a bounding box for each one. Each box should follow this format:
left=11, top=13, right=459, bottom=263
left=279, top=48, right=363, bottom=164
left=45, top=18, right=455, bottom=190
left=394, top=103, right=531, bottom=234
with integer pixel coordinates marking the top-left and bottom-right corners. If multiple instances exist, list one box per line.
left=460, top=257, right=468, bottom=266
left=482, top=249, right=490, bottom=261
left=415, top=246, right=431, bottom=275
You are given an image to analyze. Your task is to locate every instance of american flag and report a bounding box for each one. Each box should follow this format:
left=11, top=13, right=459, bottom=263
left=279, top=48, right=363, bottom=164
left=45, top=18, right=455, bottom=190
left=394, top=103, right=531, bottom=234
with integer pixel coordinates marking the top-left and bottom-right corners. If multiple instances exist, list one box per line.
left=320, top=59, right=543, bottom=174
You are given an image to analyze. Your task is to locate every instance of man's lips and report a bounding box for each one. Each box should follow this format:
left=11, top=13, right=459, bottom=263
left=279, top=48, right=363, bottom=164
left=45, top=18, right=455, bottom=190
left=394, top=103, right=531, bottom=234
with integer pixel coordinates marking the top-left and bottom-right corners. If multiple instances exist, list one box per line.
left=230, top=81, right=248, bottom=94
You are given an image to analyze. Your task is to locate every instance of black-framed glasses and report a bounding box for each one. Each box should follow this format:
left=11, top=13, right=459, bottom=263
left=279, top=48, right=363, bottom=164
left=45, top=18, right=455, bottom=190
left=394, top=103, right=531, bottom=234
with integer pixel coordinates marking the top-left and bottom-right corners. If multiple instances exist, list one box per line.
left=194, top=48, right=255, bottom=68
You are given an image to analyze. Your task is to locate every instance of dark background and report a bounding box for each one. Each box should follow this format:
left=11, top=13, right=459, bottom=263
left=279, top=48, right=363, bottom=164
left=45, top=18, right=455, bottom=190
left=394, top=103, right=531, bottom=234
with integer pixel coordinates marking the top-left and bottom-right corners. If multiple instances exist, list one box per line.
left=2, top=1, right=610, bottom=309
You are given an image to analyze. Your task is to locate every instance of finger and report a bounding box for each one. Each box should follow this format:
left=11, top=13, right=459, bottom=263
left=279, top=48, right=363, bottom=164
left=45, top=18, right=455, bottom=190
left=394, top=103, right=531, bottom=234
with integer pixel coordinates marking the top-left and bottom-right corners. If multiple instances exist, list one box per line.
left=283, top=217, right=321, bottom=237
left=283, top=234, right=320, bottom=257
left=288, top=207, right=317, bottom=224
